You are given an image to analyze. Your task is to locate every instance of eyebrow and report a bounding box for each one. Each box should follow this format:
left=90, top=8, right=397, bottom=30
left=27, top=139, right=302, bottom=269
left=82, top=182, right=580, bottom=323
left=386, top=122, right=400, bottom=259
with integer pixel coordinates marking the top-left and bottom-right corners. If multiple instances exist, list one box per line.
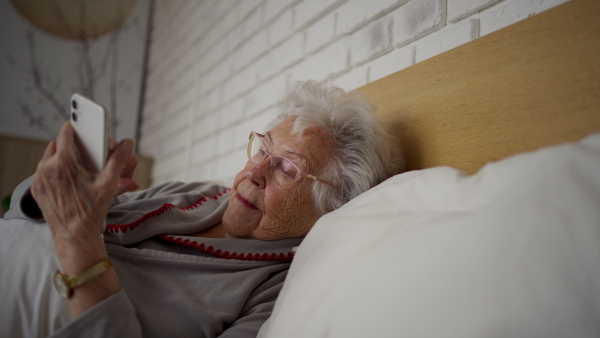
left=265, top=131, right=308, bottom=164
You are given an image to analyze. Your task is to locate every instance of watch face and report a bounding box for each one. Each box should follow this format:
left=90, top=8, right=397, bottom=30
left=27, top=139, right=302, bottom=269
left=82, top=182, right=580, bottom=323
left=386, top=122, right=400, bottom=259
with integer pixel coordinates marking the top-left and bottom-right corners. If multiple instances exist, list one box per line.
left=53, top=272, right=70, bottom=298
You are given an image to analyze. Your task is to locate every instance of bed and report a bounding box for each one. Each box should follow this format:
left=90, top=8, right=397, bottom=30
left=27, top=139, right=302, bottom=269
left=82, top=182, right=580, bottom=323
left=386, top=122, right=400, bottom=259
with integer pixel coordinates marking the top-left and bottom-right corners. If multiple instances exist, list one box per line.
left=258, top=0, right=600, bottom=337
left=1, top=0, right=598, bottom=337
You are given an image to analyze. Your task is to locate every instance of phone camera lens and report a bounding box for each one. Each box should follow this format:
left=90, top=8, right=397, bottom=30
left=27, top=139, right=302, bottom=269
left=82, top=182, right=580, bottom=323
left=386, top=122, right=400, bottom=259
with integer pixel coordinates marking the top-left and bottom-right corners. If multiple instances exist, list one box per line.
left=72, top=100, right=77, bottom=109
left=71, top=112, right=77, bottom=121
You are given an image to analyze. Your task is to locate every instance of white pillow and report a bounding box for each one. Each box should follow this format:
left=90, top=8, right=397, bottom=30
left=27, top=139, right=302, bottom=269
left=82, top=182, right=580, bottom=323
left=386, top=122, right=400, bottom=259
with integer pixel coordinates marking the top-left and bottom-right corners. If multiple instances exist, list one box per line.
left=259, top=133, right=600, bottom=338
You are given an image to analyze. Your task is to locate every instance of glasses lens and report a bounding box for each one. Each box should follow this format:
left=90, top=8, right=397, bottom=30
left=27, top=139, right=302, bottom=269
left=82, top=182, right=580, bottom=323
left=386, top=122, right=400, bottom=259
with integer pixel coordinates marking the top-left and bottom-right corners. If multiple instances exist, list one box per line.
left=272, top=157, right=299, bottom=186
left=248, top=134, right=267, bottom=163
left=247, top=133, right=300, bottom=187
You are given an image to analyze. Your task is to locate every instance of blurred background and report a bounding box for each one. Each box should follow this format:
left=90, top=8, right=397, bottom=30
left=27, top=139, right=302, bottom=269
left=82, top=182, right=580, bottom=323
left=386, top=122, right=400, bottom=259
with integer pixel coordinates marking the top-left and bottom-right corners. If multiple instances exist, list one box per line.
left=0, top=0, right=570, bottom=216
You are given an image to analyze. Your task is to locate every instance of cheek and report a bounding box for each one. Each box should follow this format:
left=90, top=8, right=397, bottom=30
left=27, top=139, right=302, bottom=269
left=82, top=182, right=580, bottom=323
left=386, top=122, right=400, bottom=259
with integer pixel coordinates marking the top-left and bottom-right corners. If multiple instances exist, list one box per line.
left=260, top=186, right=317, bottom=235
left=265, top=185, right=307, bottom=214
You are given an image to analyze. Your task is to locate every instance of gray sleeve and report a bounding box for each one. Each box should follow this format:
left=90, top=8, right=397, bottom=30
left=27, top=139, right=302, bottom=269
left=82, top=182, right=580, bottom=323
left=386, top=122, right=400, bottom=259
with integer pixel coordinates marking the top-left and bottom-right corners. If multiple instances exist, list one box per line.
left=49, top=290, right=142, bottom=338
left=6, top=176, right=230, bottom=219
left=218, top=270, right=289, bottom=338
left=4, top=176, right=45, bottom=221
left=111, top=180, right=230, bottom=207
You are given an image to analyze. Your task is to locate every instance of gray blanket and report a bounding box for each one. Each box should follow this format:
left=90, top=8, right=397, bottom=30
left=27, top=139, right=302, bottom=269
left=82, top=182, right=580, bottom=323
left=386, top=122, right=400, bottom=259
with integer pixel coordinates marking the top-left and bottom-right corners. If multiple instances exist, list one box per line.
left=0, top=177, right=303, bottom=338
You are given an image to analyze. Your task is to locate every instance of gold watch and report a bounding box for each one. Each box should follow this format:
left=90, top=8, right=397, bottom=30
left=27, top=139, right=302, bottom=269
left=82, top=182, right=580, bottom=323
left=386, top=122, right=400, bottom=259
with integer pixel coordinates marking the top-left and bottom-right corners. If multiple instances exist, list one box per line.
left=53, top=258, right=112, bottom=299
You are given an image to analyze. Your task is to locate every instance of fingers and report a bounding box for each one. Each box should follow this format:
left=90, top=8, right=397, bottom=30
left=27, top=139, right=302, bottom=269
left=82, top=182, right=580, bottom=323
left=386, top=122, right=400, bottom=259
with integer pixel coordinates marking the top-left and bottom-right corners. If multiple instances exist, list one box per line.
left=109, top=138, right=118, bottom=148
left=107, top=138, right=118, bottom=158
left=107, top=137, right=139, bottom=196
left=117, top=178, right=140, bottom=196
left=41, top=140, right=57, bottom=161
left=56, top=122, right=76, bottom=161
left=108, top=138, right=138, bottom=179
left=40, top=121, right=71, bottom=162
left=121, top=151, right=138, bottom=179
left=97, top=139, right=135, bottom=193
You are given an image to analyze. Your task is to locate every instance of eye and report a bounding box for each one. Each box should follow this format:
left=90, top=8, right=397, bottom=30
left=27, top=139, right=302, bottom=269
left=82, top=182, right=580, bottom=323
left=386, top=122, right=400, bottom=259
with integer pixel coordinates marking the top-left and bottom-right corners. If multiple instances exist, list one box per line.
left=257, top=142, right=270, bottom=157
left=279, top=159, right=297, bottom=179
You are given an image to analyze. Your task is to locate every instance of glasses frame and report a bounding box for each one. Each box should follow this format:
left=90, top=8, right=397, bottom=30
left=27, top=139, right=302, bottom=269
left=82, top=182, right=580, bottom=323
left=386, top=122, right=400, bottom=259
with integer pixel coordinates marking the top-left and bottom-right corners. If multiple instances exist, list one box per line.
left=247, top=132, right=338, bottom=188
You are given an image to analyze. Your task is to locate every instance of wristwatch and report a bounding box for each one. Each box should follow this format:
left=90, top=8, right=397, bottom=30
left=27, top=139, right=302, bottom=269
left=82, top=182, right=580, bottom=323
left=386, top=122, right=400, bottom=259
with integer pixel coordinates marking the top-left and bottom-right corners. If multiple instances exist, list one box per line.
left=53, top=258, right=112, bottom=299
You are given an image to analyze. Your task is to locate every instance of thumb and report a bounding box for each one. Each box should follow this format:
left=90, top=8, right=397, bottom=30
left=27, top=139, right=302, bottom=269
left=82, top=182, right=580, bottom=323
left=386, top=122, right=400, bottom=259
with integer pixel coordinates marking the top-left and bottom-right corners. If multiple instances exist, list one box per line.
left=98, top=139, right=135, bottom=192
left=116, top=178, right=140, bottom=196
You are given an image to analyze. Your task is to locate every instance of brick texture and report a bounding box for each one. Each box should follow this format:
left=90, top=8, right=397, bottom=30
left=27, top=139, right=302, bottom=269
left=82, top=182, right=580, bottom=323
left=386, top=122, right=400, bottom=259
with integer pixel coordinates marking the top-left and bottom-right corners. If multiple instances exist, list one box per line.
left=447, top=0, right=501, bottom=23
left=140, top=0, right=572, bottom=185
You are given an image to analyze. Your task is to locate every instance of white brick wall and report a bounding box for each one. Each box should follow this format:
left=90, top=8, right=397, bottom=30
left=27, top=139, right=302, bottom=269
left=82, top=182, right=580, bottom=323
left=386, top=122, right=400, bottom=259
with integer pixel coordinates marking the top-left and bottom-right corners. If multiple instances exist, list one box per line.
left=393, top=0, right=446, bottom=47
left=140, top=0, right=571, bottom=185
left=447, top=0, right=501, bottom=23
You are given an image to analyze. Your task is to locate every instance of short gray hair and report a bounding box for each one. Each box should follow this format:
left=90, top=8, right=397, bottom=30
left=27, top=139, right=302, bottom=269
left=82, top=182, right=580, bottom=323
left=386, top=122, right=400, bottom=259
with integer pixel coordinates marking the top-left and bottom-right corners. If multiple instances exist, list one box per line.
left=268, top=79, right=404, bottom=215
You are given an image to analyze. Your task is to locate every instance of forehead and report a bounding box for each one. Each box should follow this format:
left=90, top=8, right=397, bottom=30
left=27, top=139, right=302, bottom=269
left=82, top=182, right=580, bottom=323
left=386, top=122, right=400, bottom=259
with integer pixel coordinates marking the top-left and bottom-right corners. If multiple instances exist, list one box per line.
left=268, top=118, right=334, bottom=169
left=269, top=118, right=331, bottom=146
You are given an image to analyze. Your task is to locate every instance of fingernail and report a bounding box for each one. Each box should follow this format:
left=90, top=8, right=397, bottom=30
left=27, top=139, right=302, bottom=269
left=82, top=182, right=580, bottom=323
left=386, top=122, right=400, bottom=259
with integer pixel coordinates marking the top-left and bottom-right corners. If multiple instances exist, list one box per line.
left=121, top=139, right=134, bottom=152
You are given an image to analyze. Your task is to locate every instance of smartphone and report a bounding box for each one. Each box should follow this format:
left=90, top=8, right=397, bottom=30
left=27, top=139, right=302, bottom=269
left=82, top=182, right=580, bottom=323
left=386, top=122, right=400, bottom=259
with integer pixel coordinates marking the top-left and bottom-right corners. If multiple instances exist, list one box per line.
left=70, top=94, right=110, bottom=233
left=70, top=93, right=110, bottom=174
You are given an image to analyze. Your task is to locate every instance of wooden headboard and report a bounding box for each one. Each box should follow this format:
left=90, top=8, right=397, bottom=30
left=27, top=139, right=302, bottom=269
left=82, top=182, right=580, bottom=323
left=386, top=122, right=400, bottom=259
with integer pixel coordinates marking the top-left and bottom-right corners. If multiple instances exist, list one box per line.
left=359, top=0, right=600, bottom=174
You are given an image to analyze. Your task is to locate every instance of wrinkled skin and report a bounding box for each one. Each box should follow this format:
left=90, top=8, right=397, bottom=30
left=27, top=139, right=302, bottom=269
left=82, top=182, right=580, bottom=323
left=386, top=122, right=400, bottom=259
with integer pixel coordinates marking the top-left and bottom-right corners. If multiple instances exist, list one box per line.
left=30, top=117, right=335, bottom=318
left=31, top=122, right=137, bottom=318
left=32, top=123, right=137, bottom=250
left=221, top=118, right=335, bottom=240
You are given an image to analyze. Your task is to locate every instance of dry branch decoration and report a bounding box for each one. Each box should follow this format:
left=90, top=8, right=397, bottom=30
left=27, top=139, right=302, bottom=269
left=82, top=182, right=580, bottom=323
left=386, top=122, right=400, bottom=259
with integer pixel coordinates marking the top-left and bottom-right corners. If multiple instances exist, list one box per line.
left=6, top=0, right=138, bottom=138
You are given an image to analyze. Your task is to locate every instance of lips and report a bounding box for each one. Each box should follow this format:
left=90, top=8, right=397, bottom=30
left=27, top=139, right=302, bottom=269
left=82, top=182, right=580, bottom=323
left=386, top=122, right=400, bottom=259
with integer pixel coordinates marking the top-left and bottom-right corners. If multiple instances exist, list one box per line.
left=236, top=193, right=258, bottom=210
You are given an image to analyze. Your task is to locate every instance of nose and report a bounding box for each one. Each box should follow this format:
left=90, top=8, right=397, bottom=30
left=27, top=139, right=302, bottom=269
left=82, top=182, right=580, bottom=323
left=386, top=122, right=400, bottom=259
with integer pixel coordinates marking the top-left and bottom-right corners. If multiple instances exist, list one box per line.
left=247, top=157, right=271, bottom=189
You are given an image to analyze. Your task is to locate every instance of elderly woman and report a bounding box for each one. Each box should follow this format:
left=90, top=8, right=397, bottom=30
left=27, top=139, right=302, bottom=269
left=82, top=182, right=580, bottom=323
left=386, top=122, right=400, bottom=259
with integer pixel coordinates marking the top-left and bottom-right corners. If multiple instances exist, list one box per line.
left=1, top=80, right=403, bottom=337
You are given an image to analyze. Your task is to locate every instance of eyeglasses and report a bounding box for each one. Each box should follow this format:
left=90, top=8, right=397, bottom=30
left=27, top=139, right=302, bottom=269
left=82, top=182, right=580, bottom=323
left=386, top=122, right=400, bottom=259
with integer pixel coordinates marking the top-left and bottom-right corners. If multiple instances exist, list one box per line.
left=247, top=132, right=337, bottom=188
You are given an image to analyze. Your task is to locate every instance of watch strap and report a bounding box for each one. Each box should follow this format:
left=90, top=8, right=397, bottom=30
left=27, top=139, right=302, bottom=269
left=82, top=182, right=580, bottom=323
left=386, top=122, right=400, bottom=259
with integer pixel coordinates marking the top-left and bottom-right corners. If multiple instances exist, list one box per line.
left=69, top=258, right=112, bottom=287
left=55, top=258, right=112, bottom=298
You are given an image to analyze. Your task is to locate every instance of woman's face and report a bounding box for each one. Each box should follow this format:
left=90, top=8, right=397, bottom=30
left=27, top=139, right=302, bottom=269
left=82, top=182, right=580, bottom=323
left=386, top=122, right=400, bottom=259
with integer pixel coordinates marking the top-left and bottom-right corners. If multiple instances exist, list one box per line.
left=222, top=118, right=334, bottom=240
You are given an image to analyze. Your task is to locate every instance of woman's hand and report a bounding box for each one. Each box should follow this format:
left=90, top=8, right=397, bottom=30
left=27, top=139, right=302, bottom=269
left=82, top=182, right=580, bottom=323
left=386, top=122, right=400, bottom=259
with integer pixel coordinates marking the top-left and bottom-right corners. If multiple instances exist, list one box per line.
left=31, top=122, right=133, bottom=317
left=32, top=122, right=134, bottom=244
left=109, top=138, right=140, bottom=195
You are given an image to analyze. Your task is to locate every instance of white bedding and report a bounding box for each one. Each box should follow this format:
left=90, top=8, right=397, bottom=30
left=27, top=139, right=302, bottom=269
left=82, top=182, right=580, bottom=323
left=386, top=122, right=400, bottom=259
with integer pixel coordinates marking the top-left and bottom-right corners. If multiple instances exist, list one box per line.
left=259, top=133, right=600, bottom=337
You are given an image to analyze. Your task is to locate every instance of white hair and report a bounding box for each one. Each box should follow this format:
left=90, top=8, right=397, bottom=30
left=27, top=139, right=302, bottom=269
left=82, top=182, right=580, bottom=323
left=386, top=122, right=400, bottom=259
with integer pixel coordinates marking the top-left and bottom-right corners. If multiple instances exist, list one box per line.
left=268, top=79, right=404, bottom=215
